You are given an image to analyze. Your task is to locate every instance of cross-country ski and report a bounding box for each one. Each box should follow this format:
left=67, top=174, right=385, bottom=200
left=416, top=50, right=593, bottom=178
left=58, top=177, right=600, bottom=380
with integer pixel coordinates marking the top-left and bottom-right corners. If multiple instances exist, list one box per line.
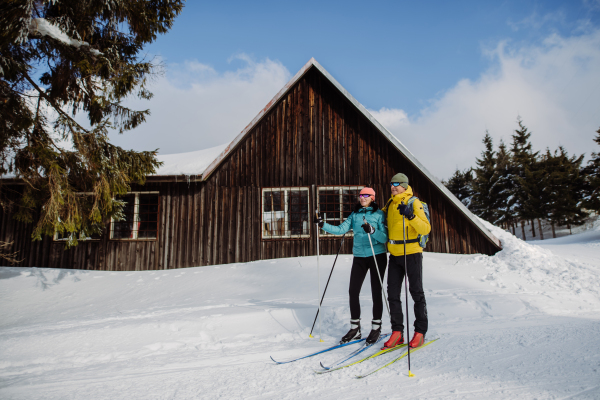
left=269, top=337, right=365, bottom=364
left=315, top=343, right=409, bottom=374
left=319, top=332, right=391, bottom=370
left=356, top=338, right=439, bottom=379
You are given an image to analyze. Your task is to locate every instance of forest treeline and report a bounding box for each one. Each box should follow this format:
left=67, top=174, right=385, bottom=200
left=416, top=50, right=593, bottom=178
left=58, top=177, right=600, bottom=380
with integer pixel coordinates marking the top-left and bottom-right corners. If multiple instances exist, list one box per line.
left=443, top=118, right=600, bottom=239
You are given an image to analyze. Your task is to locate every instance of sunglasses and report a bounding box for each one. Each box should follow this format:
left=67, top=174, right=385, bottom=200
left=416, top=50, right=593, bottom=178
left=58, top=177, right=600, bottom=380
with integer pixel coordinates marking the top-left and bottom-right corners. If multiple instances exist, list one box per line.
left=359, top=194, right=372, bottom=198
left=390, top=182, right=405, bottom=187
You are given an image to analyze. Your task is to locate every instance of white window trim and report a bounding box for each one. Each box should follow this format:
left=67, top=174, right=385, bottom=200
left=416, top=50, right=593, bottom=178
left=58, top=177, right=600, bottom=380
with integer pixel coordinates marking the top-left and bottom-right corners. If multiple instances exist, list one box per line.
left=317, top=186, right=364, bottom=237
left=262, top=187, right=310, bottom=239
left=110, top=191, right=159, bottom=240
left=53, top=231, right=100, bottom=242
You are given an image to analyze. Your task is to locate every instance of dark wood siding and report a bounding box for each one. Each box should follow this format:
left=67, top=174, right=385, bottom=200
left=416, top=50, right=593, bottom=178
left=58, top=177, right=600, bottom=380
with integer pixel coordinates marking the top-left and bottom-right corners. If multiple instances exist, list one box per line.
left=0, top=66, right=499, bottom=271
left=200, top=67, right=499, bottom=264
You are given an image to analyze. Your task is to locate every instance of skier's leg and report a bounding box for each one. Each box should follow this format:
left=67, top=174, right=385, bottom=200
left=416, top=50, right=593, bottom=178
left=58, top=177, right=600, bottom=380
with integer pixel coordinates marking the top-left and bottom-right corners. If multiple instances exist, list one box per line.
left=387, top=254, right=405, bottom=332
left=348, top=257, right=369, bottom=320
left=406, top=253, right=428, bottom=335
left=340, top=257, right=369, bottom=343
left=368, top=252, right=388, bottom=320
left=365, top=253, right=388, bottom=344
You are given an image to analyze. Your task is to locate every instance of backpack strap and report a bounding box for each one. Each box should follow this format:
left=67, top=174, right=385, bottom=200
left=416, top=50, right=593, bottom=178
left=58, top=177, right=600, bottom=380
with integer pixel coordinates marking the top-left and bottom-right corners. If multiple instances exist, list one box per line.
left=383, top=198, right=393, bottom=213
left=407, top=196, right=418, bottom=208
left=382, top=198, right=393, bottom=227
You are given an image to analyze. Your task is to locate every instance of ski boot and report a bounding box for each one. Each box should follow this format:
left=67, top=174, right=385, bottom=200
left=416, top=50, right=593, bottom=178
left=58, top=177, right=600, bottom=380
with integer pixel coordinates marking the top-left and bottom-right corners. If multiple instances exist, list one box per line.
left=381, top=330, right=404, bottom=350
left=409, top=332, right=425, bottom=348
left=339, top=319, right=361, bottom=344
left=365, top=319, right=382, bottom=345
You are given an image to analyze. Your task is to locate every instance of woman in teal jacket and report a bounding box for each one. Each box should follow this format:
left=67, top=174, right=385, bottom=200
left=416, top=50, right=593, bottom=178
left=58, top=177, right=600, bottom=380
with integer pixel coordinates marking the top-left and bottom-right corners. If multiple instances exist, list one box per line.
left=315, top=187, right=388, bottom=345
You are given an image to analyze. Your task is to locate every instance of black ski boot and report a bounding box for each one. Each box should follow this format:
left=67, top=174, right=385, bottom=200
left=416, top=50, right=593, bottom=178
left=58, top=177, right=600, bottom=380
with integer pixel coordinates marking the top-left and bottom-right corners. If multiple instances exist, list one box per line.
left=365, top=319, right=382, bottom=345
left=340, top=319, right=361, bottom=344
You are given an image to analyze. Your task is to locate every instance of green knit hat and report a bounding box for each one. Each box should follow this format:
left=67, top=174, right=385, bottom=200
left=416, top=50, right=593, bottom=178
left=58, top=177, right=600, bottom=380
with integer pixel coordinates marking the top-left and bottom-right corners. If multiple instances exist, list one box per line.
left=391, top=173, right=409, bottom=189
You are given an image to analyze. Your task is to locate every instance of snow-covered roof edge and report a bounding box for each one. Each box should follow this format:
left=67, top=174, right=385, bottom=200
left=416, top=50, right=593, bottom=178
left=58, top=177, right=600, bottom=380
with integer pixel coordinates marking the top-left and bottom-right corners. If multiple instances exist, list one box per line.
left=202, top=58, right=501, bottom=249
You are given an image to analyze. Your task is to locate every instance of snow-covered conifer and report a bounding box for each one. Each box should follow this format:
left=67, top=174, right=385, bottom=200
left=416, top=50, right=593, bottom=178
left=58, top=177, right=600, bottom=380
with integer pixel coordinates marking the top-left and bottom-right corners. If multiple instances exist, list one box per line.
left=0, top=0, right=184, bottom=246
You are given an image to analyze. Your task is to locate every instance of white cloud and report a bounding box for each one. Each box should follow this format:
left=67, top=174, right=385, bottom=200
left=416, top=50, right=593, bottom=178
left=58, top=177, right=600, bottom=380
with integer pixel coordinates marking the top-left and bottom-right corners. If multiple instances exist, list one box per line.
left=369, top=107, right=410, bottom=133
left=109, top=55, right=291, bottom=154
left=507, top=10, right=566, bottom=32
left=370, top=29, right=600, bottom=179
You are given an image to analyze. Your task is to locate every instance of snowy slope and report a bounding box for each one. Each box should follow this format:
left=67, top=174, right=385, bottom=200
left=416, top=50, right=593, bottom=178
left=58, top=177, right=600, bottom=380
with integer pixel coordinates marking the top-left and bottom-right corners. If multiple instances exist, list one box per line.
left=0, top=225, right=599, bottom=400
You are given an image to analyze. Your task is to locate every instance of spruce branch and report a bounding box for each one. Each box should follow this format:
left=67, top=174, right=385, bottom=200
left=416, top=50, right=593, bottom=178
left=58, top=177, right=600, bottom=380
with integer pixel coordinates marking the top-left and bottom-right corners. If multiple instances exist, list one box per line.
left=22, top=72, right=89, bottom=135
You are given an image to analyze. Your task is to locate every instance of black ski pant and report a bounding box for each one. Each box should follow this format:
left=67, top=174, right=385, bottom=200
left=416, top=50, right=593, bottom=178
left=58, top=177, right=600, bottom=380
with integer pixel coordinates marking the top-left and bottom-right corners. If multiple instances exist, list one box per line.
left=387, top=253, right=428, bottom=335
left=349, top=253, right=388, bottom=321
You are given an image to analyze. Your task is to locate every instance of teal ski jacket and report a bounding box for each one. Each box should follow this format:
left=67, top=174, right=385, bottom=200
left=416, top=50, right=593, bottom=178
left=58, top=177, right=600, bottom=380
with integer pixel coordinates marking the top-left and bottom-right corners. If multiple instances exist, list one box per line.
left=321, top=204, right=388, bottom=257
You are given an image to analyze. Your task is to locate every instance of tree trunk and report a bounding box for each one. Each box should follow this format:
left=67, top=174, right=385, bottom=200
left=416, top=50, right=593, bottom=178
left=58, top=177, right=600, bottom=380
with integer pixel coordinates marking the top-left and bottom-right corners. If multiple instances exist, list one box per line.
left=567, top=223, right=572, bottom=235
left=538, top=219, right=544, bottom=240
left=521, top=220, right=526, bottom=241
left=511, top=222, right=516, bottom=235
left=551, top=222, right=556, bottom=238
left=531, top=219, right=536, bottom=237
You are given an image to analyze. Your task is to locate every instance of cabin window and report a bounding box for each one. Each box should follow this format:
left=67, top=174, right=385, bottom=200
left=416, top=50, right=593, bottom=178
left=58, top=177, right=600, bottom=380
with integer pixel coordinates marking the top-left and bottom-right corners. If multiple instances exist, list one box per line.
left=111, top=192, right=159, bottom=240
left=262, top=187, right=310, bottom=239
left=52, top=193, right=101, bottom=243
left=317, top=186, right=364, bottom=236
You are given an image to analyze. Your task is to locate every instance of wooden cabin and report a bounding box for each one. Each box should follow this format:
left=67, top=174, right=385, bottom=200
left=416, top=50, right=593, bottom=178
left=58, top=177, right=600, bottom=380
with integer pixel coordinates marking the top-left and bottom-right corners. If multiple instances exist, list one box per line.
left=0, top=59, right=501, bottom=271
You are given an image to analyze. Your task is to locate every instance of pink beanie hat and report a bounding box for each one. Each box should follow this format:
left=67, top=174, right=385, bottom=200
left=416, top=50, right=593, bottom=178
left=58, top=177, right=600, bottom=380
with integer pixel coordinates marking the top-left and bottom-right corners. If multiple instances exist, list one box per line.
left=359, top=187, right=376, bottom=201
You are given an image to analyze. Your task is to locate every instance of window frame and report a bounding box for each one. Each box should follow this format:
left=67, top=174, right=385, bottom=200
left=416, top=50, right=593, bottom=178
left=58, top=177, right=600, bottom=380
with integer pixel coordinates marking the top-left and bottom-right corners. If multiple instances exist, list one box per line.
left=110, top=191, right=160, bottom=241
left=261, top=187, right=311, bottom=240
left=317, top=185, right=364, bottom=237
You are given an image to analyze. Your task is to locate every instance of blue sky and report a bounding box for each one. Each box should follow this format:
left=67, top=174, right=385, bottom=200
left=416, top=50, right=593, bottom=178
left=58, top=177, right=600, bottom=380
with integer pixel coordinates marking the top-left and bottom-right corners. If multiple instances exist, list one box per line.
left=112, top=0, right=600, bottom=179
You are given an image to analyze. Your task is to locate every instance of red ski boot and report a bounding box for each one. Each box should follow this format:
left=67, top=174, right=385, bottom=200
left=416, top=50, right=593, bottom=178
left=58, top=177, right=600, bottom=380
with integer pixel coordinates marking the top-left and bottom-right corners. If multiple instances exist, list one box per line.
left=409, top=332, right=424, bottom=348
left=381, top=331, right=404, bottom=350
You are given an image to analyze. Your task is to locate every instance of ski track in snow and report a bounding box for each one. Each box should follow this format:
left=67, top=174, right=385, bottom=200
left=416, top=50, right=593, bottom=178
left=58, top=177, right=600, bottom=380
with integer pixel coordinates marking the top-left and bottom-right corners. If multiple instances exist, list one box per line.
left=0, top=225, right=599, bottom=399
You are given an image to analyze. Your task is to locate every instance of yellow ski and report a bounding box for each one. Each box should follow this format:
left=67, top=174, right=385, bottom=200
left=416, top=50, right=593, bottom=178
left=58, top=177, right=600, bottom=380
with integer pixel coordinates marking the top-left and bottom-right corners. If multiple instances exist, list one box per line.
left=315, top=343, right=408, bottom=374
left=356, top=339, right=439, bottom=379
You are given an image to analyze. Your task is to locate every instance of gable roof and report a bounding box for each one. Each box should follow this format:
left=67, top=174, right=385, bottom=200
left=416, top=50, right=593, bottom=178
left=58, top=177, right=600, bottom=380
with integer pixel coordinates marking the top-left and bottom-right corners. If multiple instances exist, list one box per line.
left=199, top=58, right=501, bottom=249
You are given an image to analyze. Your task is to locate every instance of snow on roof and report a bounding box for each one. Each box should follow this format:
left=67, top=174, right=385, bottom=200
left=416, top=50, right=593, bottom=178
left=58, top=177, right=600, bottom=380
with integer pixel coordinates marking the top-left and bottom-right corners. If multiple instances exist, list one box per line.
left=154, top=143, right=229, bottom=177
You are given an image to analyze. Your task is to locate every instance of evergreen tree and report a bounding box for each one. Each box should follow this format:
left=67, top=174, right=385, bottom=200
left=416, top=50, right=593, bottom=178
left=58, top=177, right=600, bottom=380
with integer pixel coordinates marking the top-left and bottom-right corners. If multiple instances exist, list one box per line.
left=443, top=168, right=473, bottom=208
left=509, top=117, right=539, bottom=239
left=543, top=147, right=587, bottom=236
left=493, top=140, right=514, bottom=229
left=0, top=1, right=184, bottom=246
left=521, top=154, right=547, bottom=237
left=581, top=128, right=600, bottom=213
left=471, top=132, right=499, bottom=223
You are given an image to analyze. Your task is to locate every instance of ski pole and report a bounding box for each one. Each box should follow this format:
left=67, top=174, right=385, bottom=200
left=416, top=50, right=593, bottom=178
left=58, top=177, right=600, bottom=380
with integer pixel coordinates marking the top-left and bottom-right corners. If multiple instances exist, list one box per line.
left=402, top=206, right=414, bottom=377
left=363, top=217, right=390, bottom=318
left=315, top=210, right=324, bottom=342
left=309, top=232, right=347, bottom=338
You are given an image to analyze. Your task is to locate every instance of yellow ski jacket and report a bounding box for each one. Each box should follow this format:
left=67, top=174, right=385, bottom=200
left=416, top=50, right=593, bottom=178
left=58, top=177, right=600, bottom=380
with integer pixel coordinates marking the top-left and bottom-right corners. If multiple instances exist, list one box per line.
left=382, top=185, right=431, bottom=256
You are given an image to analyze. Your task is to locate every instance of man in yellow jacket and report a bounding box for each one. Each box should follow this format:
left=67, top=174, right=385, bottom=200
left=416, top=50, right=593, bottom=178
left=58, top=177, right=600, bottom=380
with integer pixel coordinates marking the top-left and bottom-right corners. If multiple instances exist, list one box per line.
left=381, top=173, right=431, bottom=350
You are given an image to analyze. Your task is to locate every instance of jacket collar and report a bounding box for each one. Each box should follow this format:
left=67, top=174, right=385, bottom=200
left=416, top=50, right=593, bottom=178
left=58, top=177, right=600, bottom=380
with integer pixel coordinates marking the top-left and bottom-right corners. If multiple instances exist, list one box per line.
left=354, top=201, right=379, bottom=213
left=390, top=185, right=414, bottom=204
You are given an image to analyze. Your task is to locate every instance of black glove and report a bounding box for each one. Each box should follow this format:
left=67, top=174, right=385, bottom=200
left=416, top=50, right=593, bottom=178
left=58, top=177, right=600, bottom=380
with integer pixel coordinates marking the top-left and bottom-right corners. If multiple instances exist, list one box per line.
left=314, top=212, right=324, bottom=228
left=397, top=203, right=415, bottom=220
left=361, top=222, right=375, bottom=234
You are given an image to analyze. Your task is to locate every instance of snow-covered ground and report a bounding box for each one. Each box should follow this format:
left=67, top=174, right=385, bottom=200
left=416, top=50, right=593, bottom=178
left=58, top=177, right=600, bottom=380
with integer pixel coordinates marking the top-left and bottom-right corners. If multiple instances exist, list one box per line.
left=1, top=224, right=599, bottom=400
